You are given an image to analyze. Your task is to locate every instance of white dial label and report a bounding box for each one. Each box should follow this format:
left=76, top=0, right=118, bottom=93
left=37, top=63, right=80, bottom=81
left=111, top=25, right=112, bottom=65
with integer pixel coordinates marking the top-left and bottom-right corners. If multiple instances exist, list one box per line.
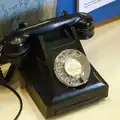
left=64, top=58, right=82, bottom=77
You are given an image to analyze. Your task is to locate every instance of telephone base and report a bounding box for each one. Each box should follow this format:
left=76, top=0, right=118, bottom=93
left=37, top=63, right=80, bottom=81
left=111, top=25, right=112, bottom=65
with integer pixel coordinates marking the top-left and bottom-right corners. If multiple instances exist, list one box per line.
left=20, top=65, right=108, bottom=118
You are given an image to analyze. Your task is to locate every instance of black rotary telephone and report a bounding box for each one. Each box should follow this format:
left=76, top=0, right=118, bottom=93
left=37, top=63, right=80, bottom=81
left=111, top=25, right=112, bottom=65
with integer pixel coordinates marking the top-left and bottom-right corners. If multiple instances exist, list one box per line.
left=0, top=12, right=108, bottom=118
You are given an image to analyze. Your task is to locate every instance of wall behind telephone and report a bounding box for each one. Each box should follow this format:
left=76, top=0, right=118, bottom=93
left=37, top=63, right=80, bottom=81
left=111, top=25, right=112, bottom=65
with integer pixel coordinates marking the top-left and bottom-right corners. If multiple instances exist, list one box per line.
left=0, top=0, right=57, bottom=40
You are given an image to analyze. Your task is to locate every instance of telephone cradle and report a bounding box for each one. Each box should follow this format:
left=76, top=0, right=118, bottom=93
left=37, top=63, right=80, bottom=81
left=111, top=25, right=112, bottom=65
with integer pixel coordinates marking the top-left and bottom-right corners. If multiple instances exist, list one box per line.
left=1, top=12, right=109, bottom=118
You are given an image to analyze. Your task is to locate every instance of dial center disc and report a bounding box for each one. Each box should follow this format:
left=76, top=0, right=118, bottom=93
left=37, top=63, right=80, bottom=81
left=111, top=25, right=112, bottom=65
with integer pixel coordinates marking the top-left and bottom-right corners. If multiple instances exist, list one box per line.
left=64, top=58, right=82, bottom=77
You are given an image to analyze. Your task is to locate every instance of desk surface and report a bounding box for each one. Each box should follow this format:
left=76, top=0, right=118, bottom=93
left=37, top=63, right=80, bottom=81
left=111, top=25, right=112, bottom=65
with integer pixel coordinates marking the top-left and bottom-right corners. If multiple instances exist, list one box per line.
left=0, top=20, right=120, bottom=120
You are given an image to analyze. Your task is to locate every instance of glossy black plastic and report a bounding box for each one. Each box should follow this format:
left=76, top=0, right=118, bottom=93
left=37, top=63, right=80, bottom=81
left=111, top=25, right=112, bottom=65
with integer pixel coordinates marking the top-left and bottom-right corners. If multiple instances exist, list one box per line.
left=2, top=12, right=94, bottom=61
left=1, top=12, right=108, bottom=118
left=19, top=29, right=108, bottom=118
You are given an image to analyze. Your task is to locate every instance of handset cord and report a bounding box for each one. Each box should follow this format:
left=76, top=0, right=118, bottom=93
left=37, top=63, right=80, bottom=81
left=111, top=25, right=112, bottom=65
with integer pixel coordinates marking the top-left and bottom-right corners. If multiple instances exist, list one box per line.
left=0, top=65, right=23, bottom=120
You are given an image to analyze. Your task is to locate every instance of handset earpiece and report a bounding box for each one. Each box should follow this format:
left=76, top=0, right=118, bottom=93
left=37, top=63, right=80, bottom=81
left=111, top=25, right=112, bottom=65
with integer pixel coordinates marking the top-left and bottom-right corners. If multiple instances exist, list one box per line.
left=2, top=36, right=31, bottom=67
left=2, top=22, right=31, bottom=67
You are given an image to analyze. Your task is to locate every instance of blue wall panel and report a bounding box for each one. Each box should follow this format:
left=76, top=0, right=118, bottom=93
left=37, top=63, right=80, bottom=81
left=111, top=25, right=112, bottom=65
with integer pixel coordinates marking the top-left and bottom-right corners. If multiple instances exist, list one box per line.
left=56, top=0, right=76, bottom=16
left=56, top=0, right=120, bottom=23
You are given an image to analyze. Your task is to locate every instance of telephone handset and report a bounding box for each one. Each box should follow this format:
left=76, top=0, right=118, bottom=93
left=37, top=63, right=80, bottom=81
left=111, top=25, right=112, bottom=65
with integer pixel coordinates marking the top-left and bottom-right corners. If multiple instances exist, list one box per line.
left=2, top=12, right=94, bottom=58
